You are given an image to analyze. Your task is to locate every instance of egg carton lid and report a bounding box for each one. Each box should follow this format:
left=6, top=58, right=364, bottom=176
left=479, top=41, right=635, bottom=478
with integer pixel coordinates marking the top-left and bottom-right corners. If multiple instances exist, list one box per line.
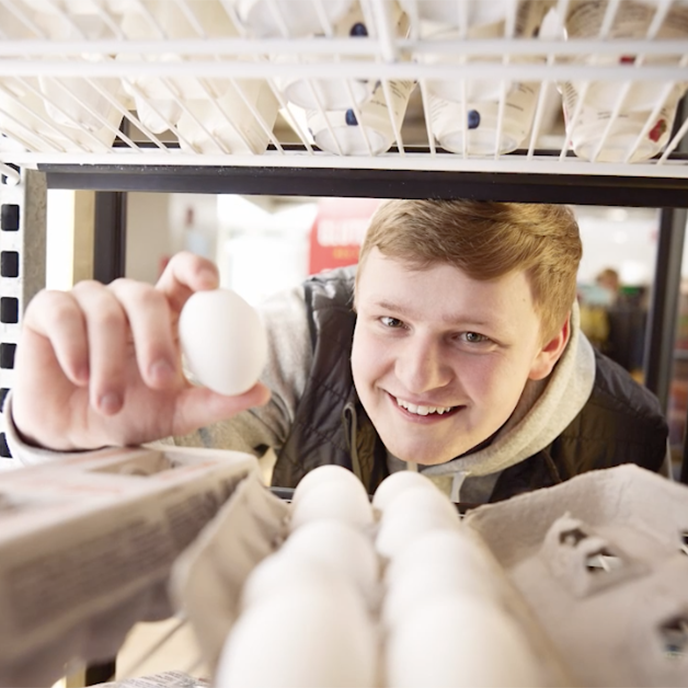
left=464, top=464, right=688, bottom=687
left=0, top=444, right=259, bottom=688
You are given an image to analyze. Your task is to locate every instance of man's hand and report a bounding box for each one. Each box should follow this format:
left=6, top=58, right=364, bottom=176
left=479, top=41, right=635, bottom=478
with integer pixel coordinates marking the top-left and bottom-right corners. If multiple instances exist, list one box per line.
left=12, top=252, right=270, bottom=451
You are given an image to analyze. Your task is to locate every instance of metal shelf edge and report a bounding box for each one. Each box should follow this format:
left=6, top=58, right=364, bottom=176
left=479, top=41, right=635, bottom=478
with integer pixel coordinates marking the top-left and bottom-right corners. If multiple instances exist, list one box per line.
left=40, top=164, right=688, bottom=208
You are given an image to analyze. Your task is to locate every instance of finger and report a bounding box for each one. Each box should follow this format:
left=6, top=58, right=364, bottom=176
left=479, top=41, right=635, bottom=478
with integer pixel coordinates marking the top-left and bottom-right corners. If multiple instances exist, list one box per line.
left=21, top=289, right=90, bottom=386
left=71, top=280, right=129, bottom=416
left=155, top=251, right=220, bottom=314
left=108, top=278, right=181, bottom=390
left=174, top=382, right=272, bottom=435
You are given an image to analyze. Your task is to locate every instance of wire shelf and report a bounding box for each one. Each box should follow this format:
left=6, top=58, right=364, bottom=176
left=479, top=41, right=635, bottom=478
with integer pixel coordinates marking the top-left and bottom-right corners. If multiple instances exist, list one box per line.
left=0, top=0, right=687, bottom=178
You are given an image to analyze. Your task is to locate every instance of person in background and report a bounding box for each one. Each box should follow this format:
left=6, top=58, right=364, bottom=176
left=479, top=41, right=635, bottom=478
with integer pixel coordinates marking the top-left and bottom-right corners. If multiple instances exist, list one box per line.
left=596, top=267, right=621, bottom=305
left=579, top=267, right=619, bottom=353
left=6, top=200, right=670, bottom=504
left=581, top=266, right=648, bottom=381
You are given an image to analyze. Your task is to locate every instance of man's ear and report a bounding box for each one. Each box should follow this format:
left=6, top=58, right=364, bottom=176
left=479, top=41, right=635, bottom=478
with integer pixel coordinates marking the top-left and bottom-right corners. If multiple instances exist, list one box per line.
left=528, top=314, right=571, bottom=381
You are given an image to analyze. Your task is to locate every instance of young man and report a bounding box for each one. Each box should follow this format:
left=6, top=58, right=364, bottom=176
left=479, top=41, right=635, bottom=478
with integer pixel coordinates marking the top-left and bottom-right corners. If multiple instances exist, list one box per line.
left=7, top=200, right=670, bottom=504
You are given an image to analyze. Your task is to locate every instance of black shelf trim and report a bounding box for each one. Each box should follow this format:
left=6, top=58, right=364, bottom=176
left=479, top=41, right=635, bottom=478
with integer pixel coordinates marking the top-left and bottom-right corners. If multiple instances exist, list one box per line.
left=41, top=165, right=688, bottom=208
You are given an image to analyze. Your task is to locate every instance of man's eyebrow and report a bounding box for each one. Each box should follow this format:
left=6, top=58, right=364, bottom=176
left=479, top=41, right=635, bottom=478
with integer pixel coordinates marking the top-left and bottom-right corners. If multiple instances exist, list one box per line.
left=370, top=299, right=492, bottom=327
left=373, top=299, right=406, bottom=313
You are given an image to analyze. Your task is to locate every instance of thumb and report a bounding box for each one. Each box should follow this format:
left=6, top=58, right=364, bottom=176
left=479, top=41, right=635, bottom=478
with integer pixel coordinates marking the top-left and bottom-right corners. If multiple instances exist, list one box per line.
left=172, top=382, right=272, bottom=435
left=156, top=252, right=220, bottom=315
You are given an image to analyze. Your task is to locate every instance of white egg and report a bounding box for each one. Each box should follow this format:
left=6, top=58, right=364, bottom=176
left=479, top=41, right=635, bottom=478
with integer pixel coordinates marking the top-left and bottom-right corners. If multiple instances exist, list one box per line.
left=292, top=464, right=365, bottom=507
left=383, top=484, right=460, bottom=524
left=385, top=595, right=540, bottom=688
left=382, top=566, right=495, bottom=630
left=385, top=528, right=492, bottom=574
left=240, top=550, right=364, bottom=614
left=178, top=289, right=268, bottom=396
left=376, top=509, right=460, bottom=560
left=217, top=586, right=378, bottom=688
left=376, top=486, right=461, bottom=559
left=290, top=477, right=374, bottom=531
left=281, top=518, right=379, bottom=605
left=385, top=529, right=496, bottom=589
left=382, top=539, right=501, bottom=629
left=372, top=470, right=439, bottom=512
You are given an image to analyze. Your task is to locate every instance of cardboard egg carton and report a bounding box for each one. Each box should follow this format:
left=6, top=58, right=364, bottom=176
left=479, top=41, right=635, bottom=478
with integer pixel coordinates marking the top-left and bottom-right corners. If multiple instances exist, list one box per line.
left=169, top=470, right=574, bottom=687
left=464, top=464, right=688, bottom=687
left=0, top=445, right=259, bottom=688
left=95, top=670, right=209, bottom=688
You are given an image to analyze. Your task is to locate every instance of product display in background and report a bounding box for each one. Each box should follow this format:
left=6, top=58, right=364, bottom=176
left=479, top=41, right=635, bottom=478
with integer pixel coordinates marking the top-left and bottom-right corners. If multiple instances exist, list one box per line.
left=0, top=0, right=686, bottom=164
left=406, top=0, right=548, bottom=102
left=562, top=85, right=680, bottom=162
left=307, top=197, right=380, bottom=273
left=556, top=0, right=688, bottom=162
left=0, top=79, right=125, bottom=154
left=274, top=1, right=410, bottom=111
left=305, top=79, right=417, bottom=155
left=561, top=0, right=688, bottom=112
left=429, top=83, right=540, bottom=155
left=227, top=0, right=355, bottom=38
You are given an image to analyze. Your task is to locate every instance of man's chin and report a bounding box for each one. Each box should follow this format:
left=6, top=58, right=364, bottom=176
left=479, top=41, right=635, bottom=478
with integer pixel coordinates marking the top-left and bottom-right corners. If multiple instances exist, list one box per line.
left=385, top=443, right=463, bottom=467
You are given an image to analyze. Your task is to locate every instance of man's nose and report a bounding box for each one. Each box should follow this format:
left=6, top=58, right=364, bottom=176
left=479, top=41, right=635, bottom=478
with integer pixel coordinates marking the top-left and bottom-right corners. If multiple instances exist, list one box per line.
left=395, top=337, right=451, bottom=394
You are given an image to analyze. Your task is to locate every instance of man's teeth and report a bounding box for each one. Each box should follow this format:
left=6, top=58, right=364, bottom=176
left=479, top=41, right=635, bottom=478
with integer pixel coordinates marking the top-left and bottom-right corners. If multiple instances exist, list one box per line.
left=396, top=398, right=454, bottom=416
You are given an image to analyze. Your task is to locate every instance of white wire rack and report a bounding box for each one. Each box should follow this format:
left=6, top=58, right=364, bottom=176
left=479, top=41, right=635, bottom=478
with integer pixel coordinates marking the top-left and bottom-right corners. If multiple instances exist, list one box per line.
left=0, top=0, right=687, bottom=178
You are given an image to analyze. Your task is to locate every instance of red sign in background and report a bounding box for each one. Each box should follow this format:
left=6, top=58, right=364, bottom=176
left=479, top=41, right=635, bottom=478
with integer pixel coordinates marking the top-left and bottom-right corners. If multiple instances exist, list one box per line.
left=308, top=198, right=381, bottom=275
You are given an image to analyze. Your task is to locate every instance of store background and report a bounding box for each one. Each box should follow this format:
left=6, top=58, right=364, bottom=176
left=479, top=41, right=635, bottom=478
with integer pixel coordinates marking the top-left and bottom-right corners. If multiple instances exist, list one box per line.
left=43, top=190, right=688, bottom=470
left=33, top=189, right=688, bottom=684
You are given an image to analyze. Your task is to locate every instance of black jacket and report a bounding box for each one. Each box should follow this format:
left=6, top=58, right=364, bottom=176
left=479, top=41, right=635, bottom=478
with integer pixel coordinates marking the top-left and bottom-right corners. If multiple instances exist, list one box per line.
left=272, top=269, right=669, bottom=502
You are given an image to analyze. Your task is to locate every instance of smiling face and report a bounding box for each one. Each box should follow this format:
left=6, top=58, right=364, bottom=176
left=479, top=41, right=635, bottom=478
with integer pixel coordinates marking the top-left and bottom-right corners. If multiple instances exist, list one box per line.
left=351, top=249, right=569, bottom=466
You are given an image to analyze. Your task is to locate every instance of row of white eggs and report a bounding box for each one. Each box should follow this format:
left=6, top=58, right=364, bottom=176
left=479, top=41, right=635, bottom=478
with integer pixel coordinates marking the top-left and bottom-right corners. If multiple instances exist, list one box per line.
left=215, top=465, right=541, bottom=687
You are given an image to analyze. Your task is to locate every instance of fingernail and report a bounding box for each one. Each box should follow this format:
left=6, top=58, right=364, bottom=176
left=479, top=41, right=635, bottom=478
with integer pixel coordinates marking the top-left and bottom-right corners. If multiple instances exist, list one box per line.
left=99, top=392, right=122, bottom=415
left=150, top=359, right=175, bottom=385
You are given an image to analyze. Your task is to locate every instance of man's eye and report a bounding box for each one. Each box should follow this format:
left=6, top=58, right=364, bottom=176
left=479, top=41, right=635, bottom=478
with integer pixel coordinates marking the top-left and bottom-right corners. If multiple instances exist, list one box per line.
left=380, top=316, right=404, bottom=328
left=463, top=332, right=489, bottom=343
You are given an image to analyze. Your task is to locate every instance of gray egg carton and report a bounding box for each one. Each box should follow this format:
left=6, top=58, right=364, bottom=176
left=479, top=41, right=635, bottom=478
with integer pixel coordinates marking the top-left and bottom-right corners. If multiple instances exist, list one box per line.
left=464, top=464, right=688, bottom=687
left=170, top=469, right=568, bottom=687
left=0, top=445, right=259, bottom=688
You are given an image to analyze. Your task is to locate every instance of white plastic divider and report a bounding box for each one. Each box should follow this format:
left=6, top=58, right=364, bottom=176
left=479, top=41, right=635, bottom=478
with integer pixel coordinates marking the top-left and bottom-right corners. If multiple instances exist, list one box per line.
left=0, top=57, right=685, bottom=86
left=661, top=112, right=688, bottom=163
left=2, top=35, right=688, bottom=59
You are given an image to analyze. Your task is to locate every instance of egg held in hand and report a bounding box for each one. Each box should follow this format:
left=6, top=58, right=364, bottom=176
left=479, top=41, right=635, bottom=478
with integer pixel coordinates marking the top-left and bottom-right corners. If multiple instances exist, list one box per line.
left=178, top=288, right=268, bottom=396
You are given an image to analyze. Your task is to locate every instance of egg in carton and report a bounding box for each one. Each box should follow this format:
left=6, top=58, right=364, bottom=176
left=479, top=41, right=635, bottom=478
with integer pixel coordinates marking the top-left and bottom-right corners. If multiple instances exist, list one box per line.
left=170, top=464, right=574, bottom=687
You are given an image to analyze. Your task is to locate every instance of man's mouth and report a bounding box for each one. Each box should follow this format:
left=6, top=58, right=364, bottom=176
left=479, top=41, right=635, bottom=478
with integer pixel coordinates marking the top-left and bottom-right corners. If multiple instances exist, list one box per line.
left=394, top=396, right=459, bottom=417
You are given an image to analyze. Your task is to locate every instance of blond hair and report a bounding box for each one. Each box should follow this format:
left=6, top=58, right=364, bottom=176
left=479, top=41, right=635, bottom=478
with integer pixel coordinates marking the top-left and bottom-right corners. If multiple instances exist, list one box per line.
left=357, top=199, right=582, bottom=343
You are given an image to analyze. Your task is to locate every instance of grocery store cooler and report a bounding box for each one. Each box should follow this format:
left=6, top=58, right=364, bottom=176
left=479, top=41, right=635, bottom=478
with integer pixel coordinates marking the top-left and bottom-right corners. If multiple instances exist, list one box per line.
left=1, top=0, right=688, bottom=686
